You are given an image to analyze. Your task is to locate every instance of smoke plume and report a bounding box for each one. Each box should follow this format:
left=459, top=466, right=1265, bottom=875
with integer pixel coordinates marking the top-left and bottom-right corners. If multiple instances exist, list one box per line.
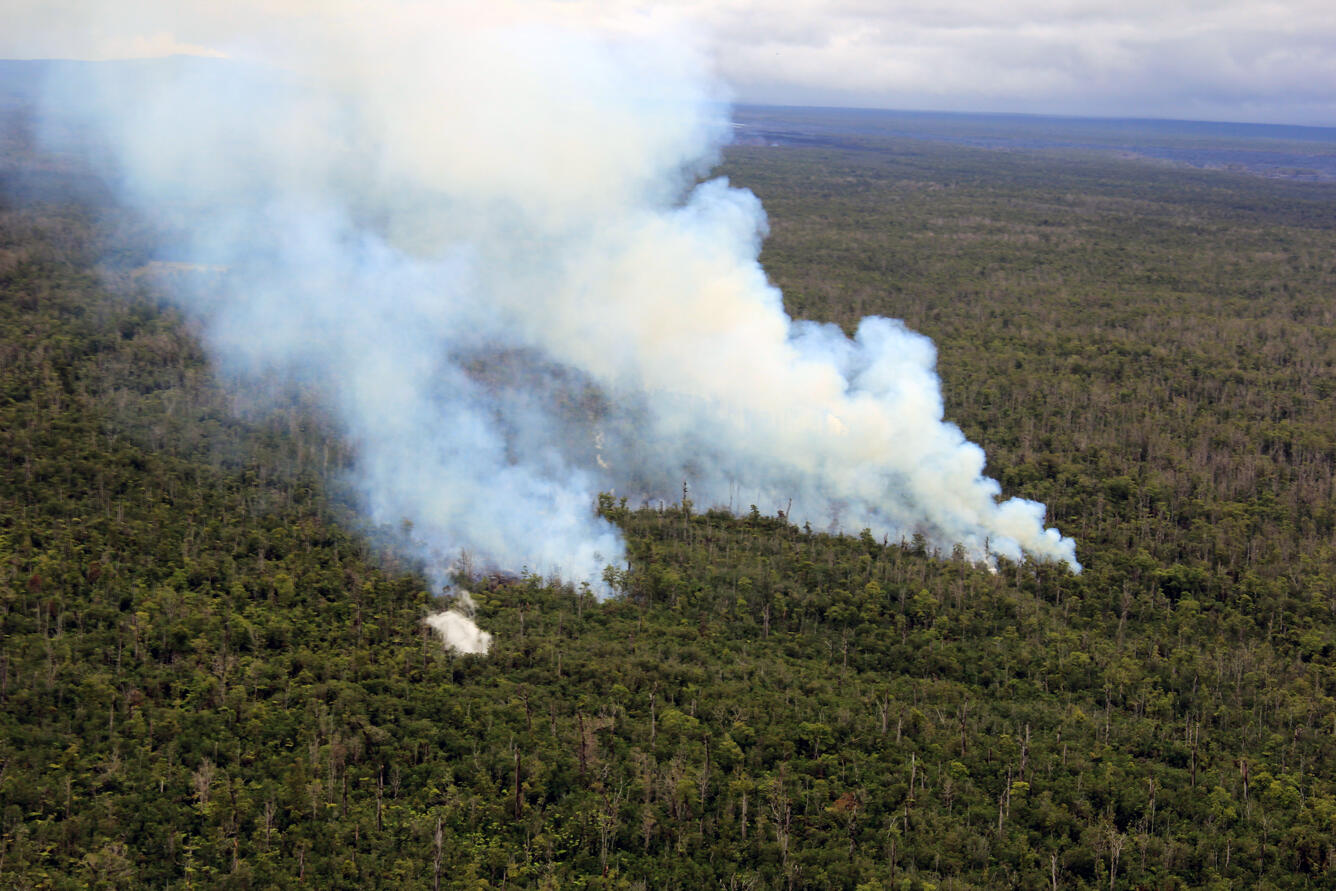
left=425, top=592, right=492, bottom=656
left=39, top=9, right=1079, bottom=602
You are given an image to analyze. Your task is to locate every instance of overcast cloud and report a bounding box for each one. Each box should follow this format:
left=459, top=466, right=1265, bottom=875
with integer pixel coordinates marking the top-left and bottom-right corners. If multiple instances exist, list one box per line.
left=3, top=0, right=1333, bottom=124
left=704, top=0, right=1336, bottom=124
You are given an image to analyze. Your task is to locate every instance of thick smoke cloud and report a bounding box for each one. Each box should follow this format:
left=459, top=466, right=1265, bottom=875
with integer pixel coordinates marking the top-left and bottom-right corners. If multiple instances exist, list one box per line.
left=41, top=12, right=1079, bottom=598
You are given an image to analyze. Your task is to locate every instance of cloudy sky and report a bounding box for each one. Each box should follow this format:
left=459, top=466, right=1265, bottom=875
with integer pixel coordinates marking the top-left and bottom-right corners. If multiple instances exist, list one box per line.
left=4, top=0, right=1334, bottom=125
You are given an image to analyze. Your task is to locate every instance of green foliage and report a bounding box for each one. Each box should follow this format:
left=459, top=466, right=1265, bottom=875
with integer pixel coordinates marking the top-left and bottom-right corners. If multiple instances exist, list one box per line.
left=3, top=114, right=1336, bottom=888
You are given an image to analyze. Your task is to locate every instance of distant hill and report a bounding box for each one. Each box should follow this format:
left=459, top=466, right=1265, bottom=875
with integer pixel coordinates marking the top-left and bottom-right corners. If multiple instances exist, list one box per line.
left=736, top=103, right=1336, bottom=180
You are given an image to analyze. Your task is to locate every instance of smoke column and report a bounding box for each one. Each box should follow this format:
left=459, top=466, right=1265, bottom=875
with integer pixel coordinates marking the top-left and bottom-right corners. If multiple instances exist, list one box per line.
left=40, top=8, right=1079, bottom=603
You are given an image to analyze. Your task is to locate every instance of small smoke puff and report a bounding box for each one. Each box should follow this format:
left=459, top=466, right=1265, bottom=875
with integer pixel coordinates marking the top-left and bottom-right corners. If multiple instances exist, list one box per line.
left=425, top=593, right=492, bottom=656
left=425, top=612, right=493, bottom=656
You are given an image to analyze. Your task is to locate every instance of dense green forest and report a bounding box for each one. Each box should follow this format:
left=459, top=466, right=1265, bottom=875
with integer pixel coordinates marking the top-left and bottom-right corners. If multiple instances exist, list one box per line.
left=3, top=113, right=1336, bottom=889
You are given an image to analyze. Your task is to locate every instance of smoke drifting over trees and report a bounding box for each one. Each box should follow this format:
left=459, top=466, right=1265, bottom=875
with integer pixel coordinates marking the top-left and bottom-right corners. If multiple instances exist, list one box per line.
left=37, top=10, right=1078, bottom=591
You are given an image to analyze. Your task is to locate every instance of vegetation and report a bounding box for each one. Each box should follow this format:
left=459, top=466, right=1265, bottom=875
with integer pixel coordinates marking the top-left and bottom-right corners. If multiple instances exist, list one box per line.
left=2, top=111, right=1336, bottom=888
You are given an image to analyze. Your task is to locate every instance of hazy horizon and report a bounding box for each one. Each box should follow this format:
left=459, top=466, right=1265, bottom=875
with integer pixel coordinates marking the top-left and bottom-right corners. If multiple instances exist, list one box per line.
left=4, top=56, right=1335, bottom=135
left=2, top=0, right=1333, bottom=129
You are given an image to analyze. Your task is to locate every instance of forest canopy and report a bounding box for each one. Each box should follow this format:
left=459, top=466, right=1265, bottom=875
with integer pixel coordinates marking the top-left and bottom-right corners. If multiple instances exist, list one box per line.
left=2, top=105, right=1336, bottom=889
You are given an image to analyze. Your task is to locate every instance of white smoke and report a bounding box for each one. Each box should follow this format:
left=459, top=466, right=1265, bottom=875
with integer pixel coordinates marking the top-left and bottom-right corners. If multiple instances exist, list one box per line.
left=39, top=8, right=1079, bottom=599
left=425, top=592, right=492, bottom=656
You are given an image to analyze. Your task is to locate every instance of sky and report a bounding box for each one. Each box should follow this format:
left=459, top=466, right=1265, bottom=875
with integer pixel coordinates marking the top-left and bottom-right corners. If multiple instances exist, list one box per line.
left=3, top=0, right=1333, bottom=125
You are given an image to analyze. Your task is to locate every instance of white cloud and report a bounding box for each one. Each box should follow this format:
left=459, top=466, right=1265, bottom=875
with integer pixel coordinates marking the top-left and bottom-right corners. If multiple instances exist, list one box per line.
left=700, top=0, right=1336, bottom=123
left=3, top=0, right=1332, bottom=122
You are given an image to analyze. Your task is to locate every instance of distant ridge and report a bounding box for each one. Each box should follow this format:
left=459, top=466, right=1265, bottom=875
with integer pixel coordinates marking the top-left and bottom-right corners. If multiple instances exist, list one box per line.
left=733, top=104, right=1336, bottom=182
